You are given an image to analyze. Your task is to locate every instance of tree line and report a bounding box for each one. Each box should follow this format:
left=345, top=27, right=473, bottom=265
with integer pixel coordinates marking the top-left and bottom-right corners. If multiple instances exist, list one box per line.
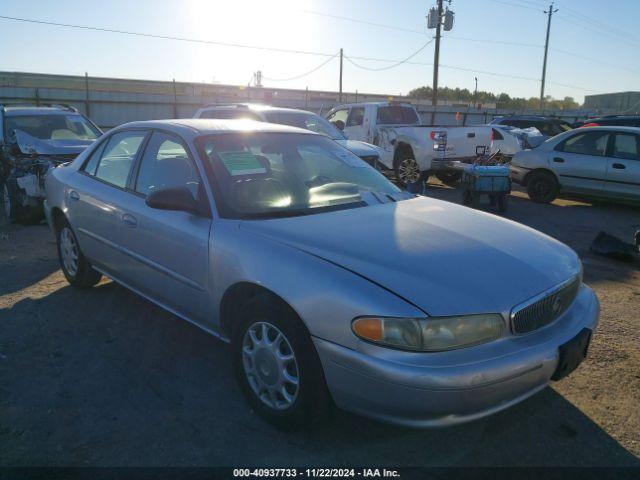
left=408, top=86, right=581, bottom=111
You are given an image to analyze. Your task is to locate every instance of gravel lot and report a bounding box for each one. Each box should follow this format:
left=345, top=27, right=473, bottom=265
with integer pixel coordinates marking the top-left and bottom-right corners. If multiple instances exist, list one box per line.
left=1, top=183, right=639, bottom=467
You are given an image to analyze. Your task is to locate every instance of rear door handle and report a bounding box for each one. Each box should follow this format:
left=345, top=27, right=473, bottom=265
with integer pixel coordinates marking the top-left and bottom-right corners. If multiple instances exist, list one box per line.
left=121, top=213, right=137, bottom=228
left=612, top=163, right=626, bottom=169
left=69, top=190, right=80, bottom=201
left=553, top=157, right=565, bottom=163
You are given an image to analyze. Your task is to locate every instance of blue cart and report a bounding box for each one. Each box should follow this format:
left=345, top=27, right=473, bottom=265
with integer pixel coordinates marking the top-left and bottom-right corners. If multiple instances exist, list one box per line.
left=462, top=165, right=511, bottom=212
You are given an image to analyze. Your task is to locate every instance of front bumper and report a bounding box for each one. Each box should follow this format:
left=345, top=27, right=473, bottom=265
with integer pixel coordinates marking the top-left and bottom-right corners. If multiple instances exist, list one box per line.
left=314, top=284, right=599, bottom=428
left=509, top=164, right=529, bottom=185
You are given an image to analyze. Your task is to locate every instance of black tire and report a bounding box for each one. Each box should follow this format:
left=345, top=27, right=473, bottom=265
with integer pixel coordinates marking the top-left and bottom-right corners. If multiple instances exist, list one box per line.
left=232, top=294, right=330, bottom=430
left=56, top=218, right=102, bottom=288
left=0, top=183, right=11, bottom=226
left=393, top=149, right=422, bottom=188
left=435, top=171, right=463, bottom=186
left=526, top=171, right=558, bottom=204
left=462, top=189, right=472, bottom=206
left=497, top=194, right=508, bottom=212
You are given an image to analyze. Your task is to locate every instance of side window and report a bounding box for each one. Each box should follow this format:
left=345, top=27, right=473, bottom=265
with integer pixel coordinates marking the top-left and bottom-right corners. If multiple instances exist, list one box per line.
left=557, top=131, right=609, bottom=157
left=135, top=132, right=201, bottom=198
left=491, top=128, right=504, bottom=141
left=93, top=131, right=146, bottom=188
left=346, top=107, right=365, bottom=127
left=82, top=140, right=108, bottom=175
left=612, top=134, right=639, bottom=160
left=327, top=109, right=349, bottom=126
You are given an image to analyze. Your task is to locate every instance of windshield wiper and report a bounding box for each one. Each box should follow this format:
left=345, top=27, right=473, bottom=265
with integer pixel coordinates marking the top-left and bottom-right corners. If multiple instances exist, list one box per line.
left=241, top=201, right=366, bottom=220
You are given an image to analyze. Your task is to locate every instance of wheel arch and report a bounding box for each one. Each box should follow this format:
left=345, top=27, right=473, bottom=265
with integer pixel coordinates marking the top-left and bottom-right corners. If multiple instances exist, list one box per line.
left=50, top=207, right=67, bottom=234
left=393, top=141, right=415, bottom=164
left=219, top=281, right=308, bottom=340
left=523, top=168, right=559, bottom=187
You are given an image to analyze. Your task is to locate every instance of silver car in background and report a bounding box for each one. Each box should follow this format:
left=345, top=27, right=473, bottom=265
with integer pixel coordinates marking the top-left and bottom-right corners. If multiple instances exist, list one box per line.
left=45, top=119, right=598, bottom=428
left=511, top=126, right=640, bottom=204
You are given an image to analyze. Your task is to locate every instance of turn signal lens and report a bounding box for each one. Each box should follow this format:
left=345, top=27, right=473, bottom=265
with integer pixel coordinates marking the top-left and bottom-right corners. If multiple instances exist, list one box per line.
left=352, top=317, right=383, bottom=341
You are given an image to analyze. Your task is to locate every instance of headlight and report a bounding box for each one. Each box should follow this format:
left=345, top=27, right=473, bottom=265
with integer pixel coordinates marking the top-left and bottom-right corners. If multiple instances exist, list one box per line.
left=352, top=314, right=505, bottom=352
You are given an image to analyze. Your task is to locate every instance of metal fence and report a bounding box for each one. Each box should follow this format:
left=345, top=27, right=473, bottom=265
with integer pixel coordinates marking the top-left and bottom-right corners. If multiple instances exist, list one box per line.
left=1, top=71, right=593, bottom=129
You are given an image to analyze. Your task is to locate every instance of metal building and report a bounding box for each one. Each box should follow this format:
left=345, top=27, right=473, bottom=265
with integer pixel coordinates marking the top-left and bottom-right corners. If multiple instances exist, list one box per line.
left=583, top=91, right=640, bottom=114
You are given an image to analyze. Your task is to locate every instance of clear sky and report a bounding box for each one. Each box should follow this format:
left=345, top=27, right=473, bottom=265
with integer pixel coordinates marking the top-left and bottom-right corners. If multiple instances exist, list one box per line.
left=1, top=0, right=639, bottom=102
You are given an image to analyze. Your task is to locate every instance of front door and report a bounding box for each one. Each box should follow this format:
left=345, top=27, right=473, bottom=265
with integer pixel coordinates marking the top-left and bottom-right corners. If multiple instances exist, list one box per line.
left=117, top=131, right=212, bottom=324
left=551, top=130, right=609, bottom=195
left=344, top=107, right=368, bottom=143
left=604, top=132, right=640, bottom=202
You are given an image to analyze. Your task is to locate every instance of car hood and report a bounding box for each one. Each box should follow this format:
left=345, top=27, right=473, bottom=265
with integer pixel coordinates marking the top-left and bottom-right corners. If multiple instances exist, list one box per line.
left=335, top=139, right=380, bottom=158
left=240, top=197, right=580, bottom=316
left=14, top=130, right=95, bottom=156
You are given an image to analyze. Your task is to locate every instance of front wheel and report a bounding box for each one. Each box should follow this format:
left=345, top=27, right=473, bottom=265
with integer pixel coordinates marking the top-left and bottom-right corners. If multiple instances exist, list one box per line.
left=526, top=172, right=558, bottom=203
left=232, top=294, right=330, bottom=429
left=57, top=219, right=102, bottom=288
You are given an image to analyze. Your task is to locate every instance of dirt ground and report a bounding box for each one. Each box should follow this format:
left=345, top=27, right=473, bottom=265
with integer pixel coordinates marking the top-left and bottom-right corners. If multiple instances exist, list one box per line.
left=0, top=182, right=639, bottom=467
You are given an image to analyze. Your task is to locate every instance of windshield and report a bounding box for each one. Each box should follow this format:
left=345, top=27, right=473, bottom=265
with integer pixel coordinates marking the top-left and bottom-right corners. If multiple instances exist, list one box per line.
left=4, top=113, right=101, bottom=141
left=264, top=111, right=345, bottom=140
left=197, top=132, right=401, bottom=219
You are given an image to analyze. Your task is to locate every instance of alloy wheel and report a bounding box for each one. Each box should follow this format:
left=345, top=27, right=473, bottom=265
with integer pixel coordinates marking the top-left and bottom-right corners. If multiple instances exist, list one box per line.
left=242, top=321, right=300, bottom=411
left=398, top=158, right=421, bottom=184
left=60, top=227, right=79, bottom=277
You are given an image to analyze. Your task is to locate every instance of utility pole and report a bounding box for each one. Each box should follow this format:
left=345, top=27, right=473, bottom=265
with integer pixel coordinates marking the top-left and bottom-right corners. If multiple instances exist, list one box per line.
left=339, top=48, right=343, bottom=103
left=540, top=2, right=558, bottom=110
left=431, top=0, right=443, bottom=124
left=473, top=76, right=478, bottom=109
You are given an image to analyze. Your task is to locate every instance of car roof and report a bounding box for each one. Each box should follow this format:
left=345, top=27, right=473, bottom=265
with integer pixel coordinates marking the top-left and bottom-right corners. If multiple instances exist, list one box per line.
left=112, top=118, right=317, bottom=138
left=573, top=126, right=640, bottom=133
left=330, top=102, right=415, bottom=109
left=2, top=106, right=81, bottom=116
left=198, top=104, right=317, bottom=115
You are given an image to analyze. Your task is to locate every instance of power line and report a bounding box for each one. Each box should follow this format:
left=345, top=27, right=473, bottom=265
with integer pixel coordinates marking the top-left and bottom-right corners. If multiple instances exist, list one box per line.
left=262, top=53, right=339, bottom=82
left=551, top=48, right=640, bottom=76
left=0, top=14, right=336, bottom=58
left=344, top=39, right=434, bottom=71
left=301, top=9, right=425, bottom=35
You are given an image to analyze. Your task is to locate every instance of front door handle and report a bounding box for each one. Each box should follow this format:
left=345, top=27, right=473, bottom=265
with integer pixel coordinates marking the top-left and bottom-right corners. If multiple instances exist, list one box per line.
left=612, top=163, right=626, bottom=170
left=121, top=213, right=137, bottom=228
left=69, top=190, right=80, bottom=201
left=553, top=157, right=565, bottom=163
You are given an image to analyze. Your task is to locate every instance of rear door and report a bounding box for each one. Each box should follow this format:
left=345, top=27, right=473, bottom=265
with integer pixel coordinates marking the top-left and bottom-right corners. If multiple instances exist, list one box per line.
left=68, top=130, right=148, bottom=275
left=551, top=130, right=610, bottom=195
left=603, top=132, right=640, bottom=201
left=117, top=130, right=212, bottom=323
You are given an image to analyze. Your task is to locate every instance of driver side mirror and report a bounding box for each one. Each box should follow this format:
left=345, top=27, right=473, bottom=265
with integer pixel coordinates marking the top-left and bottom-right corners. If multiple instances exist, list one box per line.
left=145, top=186, right=208, bottom=216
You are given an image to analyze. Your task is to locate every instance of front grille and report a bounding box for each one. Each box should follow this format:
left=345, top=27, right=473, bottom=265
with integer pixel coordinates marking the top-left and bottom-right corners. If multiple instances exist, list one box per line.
left=511, top=277, right=581, bottom=334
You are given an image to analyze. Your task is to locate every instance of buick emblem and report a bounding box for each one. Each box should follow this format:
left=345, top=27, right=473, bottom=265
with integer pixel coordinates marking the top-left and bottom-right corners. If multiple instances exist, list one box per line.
left=552, top=296, right=563, bottom=315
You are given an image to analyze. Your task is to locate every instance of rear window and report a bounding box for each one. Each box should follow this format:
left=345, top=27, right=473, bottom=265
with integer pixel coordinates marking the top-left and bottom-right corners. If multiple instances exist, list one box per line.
left=198, top=109, right=261, bottom=121
left=376, top=106, right=420, bottom=125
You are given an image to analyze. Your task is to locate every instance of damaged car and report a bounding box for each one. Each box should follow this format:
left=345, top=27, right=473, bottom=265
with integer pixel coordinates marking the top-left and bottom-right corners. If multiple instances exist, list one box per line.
left=0, top=104, right=102, bottom=223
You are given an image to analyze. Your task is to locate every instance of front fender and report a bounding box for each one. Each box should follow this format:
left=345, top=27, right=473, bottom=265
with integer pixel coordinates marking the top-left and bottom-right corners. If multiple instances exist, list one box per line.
left=210, top=221, right=425, bottom=349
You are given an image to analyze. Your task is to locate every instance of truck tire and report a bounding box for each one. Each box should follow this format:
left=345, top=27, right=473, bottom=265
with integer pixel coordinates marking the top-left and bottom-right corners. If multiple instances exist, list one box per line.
left=526, top=171, right=558, bottom=204
left=394, top=150, right=422, bottom=188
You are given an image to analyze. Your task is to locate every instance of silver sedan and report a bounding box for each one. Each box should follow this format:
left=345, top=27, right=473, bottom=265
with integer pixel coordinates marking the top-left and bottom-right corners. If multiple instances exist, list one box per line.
left=45, top=119, right=599, bottom=428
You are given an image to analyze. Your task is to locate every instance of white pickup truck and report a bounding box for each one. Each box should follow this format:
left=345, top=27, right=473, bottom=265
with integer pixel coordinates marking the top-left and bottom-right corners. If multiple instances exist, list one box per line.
left=325, top=102, right=522, bottom=186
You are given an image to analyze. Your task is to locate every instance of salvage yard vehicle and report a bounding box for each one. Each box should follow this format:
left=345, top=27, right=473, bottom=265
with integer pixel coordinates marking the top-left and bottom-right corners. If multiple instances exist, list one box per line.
left=193, top=103, right=385, bottom=168
left=326, top=102, right=521, bottom=186
left=0, top=104, right=102, bottom=223
left=45, top=118, right=598, bottom=428
left=574, top=115, right=640, bottom=128
left=490, top=115, right=573, bottom=146
left=510, top=126, right=640, bottom=204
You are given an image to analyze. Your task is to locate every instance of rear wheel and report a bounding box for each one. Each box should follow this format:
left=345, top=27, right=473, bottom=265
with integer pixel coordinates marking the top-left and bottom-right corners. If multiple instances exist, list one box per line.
left=232, top=294, right=330, bottom=429
left=56, top=218, right=102, bottom=288
left=394, top=151, right=422, bottom=188
left=526, top=171, right=558, bottom=203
